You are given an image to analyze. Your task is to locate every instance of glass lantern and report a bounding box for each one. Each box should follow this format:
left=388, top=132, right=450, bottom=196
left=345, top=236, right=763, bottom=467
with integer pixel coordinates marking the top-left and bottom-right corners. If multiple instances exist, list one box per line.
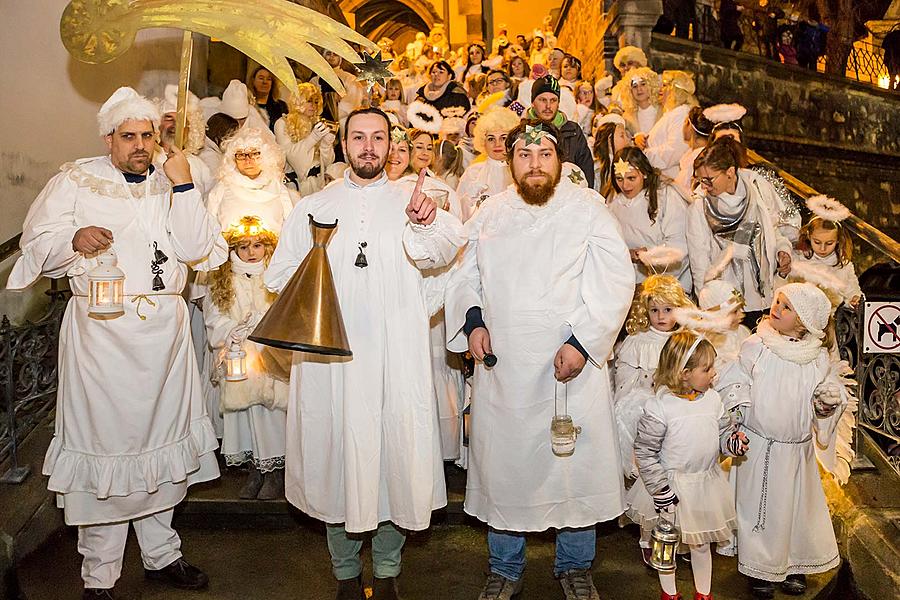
left=88, top=251, right=125, bottom=316
left=650, top=515, right=681, bottom=573
left=224, top=341, right=248, bottom=382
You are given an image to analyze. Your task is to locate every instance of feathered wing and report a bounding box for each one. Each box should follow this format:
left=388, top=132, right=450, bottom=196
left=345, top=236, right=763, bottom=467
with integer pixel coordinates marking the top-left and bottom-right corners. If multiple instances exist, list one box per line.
left=61, top=0, right=374, bottom=96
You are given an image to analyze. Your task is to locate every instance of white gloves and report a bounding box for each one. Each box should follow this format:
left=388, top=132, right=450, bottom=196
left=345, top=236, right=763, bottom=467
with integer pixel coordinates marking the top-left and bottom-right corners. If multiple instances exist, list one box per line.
left=227, top=313, right=256, bottom=347
left=813, top=381, right=843, bottom=417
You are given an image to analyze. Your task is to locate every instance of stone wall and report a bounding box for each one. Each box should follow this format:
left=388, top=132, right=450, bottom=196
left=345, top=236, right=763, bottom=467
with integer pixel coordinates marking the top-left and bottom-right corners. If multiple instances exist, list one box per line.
left=650, top=33, right=900, bottom=247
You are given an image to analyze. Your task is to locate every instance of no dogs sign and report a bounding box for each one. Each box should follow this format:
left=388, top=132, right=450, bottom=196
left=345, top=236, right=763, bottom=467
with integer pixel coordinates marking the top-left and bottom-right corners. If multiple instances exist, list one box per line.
left=864, top=302, right=900, bottom=353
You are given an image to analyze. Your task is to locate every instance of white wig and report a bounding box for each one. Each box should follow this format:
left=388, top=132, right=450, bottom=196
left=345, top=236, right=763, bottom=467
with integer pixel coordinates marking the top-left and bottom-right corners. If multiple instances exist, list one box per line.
left=97, top=87, right=160, bottom=136
left=220, top=127, right=285, bottom=183
left=473, top=107, right=520, bottom=155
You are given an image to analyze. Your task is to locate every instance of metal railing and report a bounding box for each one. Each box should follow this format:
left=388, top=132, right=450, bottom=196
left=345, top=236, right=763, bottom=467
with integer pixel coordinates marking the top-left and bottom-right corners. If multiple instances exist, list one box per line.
left=0, top=280, right=68, bottom=483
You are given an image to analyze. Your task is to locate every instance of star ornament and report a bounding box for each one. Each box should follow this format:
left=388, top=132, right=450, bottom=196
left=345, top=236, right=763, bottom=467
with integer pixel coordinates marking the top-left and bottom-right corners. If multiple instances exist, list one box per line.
left=355, top=51, right=393, bottom=93
left=614, top=158, right=634, bottom=177
left=523, top=124, right=548, bottom=147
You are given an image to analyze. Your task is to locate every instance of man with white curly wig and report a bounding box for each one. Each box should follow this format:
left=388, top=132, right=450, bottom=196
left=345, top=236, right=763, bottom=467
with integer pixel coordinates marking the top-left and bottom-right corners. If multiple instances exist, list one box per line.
left=7, top=86, right=227, bottom=598
left=155, top=84, right=215, bottom=197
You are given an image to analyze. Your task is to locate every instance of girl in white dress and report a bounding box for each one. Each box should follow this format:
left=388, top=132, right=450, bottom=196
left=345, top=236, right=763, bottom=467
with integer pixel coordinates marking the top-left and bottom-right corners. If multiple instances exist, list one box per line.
left=614, top=67, right=661, bottom=138
left=381, top=78, right=409, bottom=126
left=608, top=147, right=692, bottom=292
left=614, top=274, right=694, bottom=478
left=273, top=83, right=336, bottom=197
left=204, top=216, right=288, bottom=500
left=781, top=197, right=861, bottom=308
left=627, top=331, right=748, bottom=600
left=717, top=283, right=850, bottom=598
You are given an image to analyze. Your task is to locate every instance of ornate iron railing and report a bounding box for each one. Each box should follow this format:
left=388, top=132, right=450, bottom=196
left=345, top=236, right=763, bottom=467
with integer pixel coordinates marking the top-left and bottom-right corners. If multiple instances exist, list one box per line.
left=0, top=283, right=68, bottom=483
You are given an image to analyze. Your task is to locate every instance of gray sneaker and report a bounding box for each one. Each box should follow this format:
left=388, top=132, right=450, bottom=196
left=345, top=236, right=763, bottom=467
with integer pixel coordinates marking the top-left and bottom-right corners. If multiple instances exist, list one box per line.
left=478, top=573, right=524, bottom=600
left=558, top=569, right=600, bottom=600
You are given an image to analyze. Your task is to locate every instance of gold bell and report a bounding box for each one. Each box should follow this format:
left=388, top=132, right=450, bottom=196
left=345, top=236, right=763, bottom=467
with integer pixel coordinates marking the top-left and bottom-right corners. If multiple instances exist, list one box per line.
left=249, top=215, right=352, bottom=356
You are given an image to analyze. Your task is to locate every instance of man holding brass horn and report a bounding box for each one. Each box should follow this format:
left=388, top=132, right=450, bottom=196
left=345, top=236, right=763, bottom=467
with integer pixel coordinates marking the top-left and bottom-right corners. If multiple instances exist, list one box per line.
left=445, top=120, right=635, bottom=600
left=265, top=107, right=465, bottom=600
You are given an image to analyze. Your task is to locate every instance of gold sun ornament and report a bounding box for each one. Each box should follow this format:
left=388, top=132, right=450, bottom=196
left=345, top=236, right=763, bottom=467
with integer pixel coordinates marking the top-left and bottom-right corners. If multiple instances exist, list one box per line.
left=60, top=0, right=375, bottom=97
left=355, top=51, right=394, bottom=93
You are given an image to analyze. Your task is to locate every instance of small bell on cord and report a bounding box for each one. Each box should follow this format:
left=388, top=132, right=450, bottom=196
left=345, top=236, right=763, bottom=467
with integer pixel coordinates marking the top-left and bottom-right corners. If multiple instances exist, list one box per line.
left=152, top=274, right=165, bottom=291
left=152, top=241, right=168, bottom=265
left=355, top=242, right=368, bottom=268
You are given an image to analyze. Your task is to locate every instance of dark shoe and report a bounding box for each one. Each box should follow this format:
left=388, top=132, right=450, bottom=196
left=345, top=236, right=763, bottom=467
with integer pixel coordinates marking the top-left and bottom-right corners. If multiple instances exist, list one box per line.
left=478, top=572, right=524, bottom=600
left=83, top=589, right=116, bottom=600
left=558, top=569, right=600, bottom=599
left=144, top=557, right=209, bottom=590
left=781, top=574, right=807, bottom=595
left=257, top=469, right=284, bottom=501
left=239, top=468, right=264, bottom=499
left=372, top=576, right=402, bottom=600
left=748, top=577, right=775, bottom=599
left=335, top=575, right=365, bottom=600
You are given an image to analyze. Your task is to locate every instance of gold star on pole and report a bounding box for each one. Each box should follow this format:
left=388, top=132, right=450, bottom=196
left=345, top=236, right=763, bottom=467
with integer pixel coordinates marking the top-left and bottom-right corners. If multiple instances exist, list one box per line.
left=355, top=51, right=393, bottom=93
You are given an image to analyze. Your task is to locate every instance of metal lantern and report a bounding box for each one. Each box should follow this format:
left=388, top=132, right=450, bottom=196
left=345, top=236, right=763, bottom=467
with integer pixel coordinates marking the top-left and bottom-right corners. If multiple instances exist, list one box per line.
left=224, top=341, right=248, bottom=382
left=88, top=251, right=125, bottom=316
left=650, top=515, right=681, bottom=573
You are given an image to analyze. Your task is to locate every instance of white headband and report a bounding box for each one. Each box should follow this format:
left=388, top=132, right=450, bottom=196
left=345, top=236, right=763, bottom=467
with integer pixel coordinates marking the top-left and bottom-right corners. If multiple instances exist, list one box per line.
left=678, top=334, right=705, bottom=372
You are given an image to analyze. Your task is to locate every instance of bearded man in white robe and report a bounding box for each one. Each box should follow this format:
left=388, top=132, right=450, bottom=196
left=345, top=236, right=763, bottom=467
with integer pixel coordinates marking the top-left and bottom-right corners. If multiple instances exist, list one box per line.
left=6, top=87, right=226, bottom=599
left=264, top=107, right=465, bottom=600
left=445, top=120, right=635, bottom=600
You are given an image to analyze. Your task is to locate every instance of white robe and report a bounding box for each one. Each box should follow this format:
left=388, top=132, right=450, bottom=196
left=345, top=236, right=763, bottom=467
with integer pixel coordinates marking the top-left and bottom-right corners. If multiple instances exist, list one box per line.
left=607, top=186, right=692, bottom=292
left=264, top=172, right=465, bottom=533
left=718, top=333, right=846, bottom=581
left=7, top=156, right=226, bottom=525
left=152, top=150, right=214, bottom=199
left=445, top=179, right=635, bottom=531
left=645, top=104, right=691, bottom=179
left=456, top=158, right=512, bottom=222
left=206, top=173, right=297, bottom=234
left=273, top=118, right=336, bottom=197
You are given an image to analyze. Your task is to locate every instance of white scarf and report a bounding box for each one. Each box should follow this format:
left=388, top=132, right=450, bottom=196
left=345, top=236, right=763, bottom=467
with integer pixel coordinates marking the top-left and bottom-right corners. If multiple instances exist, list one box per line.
left=756, top=319, right=823, bottom=365
left=230, top=251, right=266, bottom=276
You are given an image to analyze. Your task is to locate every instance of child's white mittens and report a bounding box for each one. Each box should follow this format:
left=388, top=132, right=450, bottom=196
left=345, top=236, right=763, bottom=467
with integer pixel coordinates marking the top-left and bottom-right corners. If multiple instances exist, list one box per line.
left=813, top=381, right=843, bottom=417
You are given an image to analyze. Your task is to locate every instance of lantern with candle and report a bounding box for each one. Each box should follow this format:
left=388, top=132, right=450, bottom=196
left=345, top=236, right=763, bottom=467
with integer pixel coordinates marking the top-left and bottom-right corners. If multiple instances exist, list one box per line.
left=224, top=341, right=248, bottom=382
left=88, top=250, right=125, bottom=316
left=649, top=514, right=680, bottom=573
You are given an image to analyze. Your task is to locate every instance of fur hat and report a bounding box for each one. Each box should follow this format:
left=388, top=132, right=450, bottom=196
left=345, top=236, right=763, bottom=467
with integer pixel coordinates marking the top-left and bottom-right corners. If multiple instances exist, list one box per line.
left=97, top=87, right=160, bottom=136
left=613, top=46, right=647, bottom=72
left=594, top=75, right=614, bottom=95
left=158, top=84, right=200, bottom=114
left=407, top=100, right=443, bottom=134
left=473, top=107, right=520, bottom=154
left=531, top=75, right=561, bottom=102
left=220, top=80, right=250, bottom=120
left=777, top=282, right=833, bottom=339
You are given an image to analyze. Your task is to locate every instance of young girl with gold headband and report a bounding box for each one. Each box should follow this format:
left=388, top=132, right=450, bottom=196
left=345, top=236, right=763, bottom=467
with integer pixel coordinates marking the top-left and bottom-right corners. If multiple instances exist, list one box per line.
left=204, top=216, right=288, bottom=500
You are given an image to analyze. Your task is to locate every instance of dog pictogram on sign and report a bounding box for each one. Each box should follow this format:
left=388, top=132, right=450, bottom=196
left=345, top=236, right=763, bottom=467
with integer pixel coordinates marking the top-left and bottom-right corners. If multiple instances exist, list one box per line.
left=864, top=302, right=900, bottom=353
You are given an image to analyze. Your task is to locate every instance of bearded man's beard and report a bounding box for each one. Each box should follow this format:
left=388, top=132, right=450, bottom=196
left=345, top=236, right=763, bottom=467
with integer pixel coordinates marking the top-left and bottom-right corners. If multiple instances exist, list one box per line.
left=513, top=162, right=562, bottom=206
left=350, top=151, right=388, bottom=179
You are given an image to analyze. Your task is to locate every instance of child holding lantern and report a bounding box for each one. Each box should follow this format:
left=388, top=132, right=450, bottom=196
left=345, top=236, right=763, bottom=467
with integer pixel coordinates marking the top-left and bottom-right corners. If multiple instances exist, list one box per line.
left=204, top=216, right=288, bottom=500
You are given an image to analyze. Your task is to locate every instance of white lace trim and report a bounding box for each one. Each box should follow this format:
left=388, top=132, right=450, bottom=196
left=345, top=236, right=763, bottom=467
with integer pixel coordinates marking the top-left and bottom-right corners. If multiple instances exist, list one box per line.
left=223, top=451, right=285, bottom=473
left=61, top=161, right=171, bottom=199
left=43, top=418, right=218, bottom=499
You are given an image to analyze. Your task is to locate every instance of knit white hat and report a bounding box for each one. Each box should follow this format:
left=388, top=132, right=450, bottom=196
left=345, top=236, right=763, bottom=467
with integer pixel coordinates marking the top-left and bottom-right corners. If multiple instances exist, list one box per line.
left=776, top=282, right=832, bottom=339
left=698, top=280, right=740, bottom=311
left=158, top=84, right=200, bottom=115
left=220, top=80, right=250, bottom=120
left=97, top=87, right=160, bottom=136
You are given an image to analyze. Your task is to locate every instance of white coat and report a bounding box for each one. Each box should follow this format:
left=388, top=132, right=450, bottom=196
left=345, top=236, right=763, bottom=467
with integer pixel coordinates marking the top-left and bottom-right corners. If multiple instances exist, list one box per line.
left=607, top=185, right=692, bottom=292
left=445, top=178, right=635, bottom=531
left=264, top=172, right=465, bottom=533
left=7, top=157, right=226, bottom=525
left=456, top=158, right=512, bottom=222
left=273, top=118, right=336, bottom=197
left=206, top=172, right=297, bottom=234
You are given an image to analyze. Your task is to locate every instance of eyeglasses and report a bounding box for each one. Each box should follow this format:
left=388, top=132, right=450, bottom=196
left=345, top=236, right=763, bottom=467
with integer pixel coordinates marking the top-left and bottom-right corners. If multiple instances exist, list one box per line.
left=487, top=78, right=508, bottom=86
left=696, top=171, right=724, bottom=187
left=234, top=151, right=261, bottom=162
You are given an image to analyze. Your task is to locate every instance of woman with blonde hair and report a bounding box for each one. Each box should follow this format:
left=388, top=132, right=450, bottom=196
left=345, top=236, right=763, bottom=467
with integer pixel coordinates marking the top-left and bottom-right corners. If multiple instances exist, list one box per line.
left=273, top=82, right=336, bottom=196
left=640, top=70, right=698, bottom=179
left=456, top=107, right=520, bottom=221
left=614, top=66, right=661, bottom=139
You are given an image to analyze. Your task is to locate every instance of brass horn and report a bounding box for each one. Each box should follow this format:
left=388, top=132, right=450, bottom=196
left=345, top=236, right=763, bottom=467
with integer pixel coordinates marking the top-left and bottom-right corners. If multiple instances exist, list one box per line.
left=248, top=215, right=351, bottom=356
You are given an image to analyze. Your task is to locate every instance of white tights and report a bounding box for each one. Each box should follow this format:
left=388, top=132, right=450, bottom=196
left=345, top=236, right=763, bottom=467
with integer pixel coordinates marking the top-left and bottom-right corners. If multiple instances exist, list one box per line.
left=658, top=542, right=712, bottom=596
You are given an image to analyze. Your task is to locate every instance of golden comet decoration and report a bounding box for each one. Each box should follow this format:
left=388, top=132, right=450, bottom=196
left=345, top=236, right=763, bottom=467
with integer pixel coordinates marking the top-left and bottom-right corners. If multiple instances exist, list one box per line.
left=60, top=0, right=376, bottom=98
left=354, top=51, right=393, bottom=93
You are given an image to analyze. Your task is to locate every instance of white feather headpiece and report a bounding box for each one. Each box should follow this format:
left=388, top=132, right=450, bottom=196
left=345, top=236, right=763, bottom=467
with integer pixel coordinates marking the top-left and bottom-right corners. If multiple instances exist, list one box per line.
left=702, top=103, right=747, bottom=124
left=637, top=246, right=686, bottom=270
left=407, top=100, right=443, bottom=134
left=806, top=195, right=851, bottom=222
left=595, top=113, right=626, bottom=128
left=787, top=260, right=849, bottom=297
left=673, top=306, right=738, bottom=334
left=703, top=245, right=735, bottom=284
left=594, top=75, right=614, bottom=94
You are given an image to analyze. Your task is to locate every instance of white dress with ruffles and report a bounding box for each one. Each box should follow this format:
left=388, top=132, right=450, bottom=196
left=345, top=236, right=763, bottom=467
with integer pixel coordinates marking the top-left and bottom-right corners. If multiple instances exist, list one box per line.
left=7, top=156, right=226, bottom=525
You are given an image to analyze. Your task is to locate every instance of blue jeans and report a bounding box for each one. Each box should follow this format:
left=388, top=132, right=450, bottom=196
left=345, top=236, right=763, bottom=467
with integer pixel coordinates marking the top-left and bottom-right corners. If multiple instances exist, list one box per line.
left=488, top=526, right=596, bottom=580
left=326, top=522, right=406, bottom=580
